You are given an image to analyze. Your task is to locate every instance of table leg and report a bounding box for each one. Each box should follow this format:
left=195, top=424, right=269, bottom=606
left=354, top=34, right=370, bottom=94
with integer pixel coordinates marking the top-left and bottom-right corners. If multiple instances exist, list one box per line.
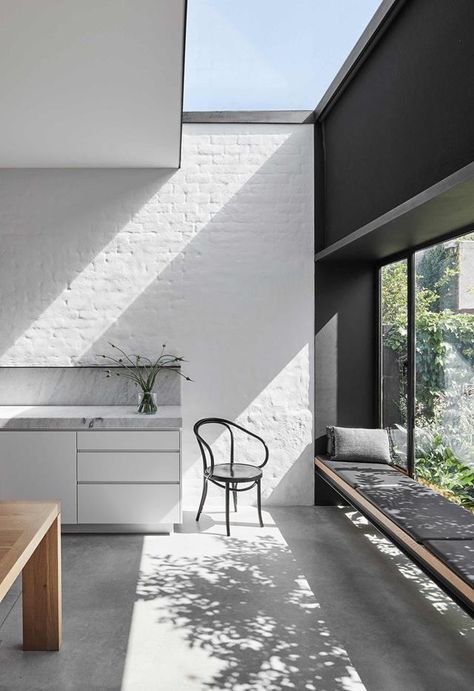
left=22, top=515, right=62, bottom=651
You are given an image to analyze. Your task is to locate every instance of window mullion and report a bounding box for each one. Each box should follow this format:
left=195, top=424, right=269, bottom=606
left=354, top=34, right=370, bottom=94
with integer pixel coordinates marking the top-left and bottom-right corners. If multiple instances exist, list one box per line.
left=407, top=253, right=416, bottom=478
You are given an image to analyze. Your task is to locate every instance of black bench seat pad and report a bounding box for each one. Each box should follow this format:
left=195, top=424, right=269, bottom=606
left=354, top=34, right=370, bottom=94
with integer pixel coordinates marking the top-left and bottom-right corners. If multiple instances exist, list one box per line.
left=359, top=484, right=474, bottom=541
left=337, top=469, right=413, bottom=489
left=318, top=458, right=402, bottom=488
left=424, top=540, right=474, bottom=586
left=319, top=458, right=396, bottom=472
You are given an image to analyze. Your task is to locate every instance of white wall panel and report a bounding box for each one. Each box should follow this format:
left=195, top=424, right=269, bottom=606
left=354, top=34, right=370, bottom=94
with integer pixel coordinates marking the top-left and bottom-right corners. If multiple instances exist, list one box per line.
left=0, top=0, right=185, bottom=167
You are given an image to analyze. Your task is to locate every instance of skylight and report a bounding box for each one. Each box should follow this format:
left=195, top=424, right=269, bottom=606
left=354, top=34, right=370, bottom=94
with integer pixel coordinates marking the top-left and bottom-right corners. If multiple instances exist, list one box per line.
left=184, top=0, right=383, bottom=111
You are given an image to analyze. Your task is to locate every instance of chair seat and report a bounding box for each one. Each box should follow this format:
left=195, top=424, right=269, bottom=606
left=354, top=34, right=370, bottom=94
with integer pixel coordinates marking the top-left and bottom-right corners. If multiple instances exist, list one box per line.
left=206, top=463, right=263, bottom=482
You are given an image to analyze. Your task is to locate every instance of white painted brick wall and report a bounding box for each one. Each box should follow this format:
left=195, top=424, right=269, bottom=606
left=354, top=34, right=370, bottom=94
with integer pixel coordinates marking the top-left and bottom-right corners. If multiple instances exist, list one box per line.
left=0, top=124, right=314, bottom=506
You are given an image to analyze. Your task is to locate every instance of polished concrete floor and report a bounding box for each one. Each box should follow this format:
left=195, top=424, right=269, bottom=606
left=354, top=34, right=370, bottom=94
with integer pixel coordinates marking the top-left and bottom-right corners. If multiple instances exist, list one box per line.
left=0, top=506, right=472, bottom=691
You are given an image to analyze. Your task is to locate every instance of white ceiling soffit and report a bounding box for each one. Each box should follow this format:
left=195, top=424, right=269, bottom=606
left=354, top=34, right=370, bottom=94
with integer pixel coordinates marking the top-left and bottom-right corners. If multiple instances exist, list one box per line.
left=0, top=0, right=186, bottom=168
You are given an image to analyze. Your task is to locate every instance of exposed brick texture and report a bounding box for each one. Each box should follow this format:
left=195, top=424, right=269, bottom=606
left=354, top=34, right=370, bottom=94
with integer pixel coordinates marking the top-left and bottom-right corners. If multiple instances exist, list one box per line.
left=0, top=124, right=314, bottom=505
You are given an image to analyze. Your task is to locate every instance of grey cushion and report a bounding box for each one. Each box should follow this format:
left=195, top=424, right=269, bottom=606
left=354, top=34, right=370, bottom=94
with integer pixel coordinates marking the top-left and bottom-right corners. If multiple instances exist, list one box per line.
left=329, top=426, right=391, bottom=463
left=387, top=425, right=408, bottom=466
left=359, top=484, right=474, bottom=541
left=326, top=426, right=336, bottom=456
left=424, top=540, right=474, bottom=586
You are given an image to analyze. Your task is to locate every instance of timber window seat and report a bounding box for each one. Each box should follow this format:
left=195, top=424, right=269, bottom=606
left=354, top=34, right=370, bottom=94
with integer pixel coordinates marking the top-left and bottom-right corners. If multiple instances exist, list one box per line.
left=315, top=456, right=474, bottom=613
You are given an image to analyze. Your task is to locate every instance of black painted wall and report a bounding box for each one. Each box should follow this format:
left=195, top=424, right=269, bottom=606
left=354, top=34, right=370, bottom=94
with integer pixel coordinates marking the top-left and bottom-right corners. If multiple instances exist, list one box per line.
left=314, top=262, right=377, bottom=453
left=321, top=0, right=474, bottom=247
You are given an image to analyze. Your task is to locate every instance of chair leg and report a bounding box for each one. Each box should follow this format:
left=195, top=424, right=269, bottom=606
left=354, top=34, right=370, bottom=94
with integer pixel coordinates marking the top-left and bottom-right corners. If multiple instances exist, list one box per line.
left=233, top=483, right=238, bottom=512
left=225, top=483, right=231, bottom=536
left=196, top=478, right=208, bottom=521
left=257, top=479, right=264, bottom=528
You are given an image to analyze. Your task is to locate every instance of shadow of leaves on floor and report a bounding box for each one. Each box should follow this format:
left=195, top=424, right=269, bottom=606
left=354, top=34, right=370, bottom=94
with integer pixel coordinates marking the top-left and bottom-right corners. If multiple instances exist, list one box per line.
left=136, top=534, right=364, bottom=691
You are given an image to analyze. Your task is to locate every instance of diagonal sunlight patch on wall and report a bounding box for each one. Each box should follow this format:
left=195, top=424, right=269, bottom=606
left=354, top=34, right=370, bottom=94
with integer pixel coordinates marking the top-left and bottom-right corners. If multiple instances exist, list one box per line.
left=183, top=345, right=313, bottom=507
left=0, top=128, right=293, bottom=365
left=121, top=513, right=365, bottom=691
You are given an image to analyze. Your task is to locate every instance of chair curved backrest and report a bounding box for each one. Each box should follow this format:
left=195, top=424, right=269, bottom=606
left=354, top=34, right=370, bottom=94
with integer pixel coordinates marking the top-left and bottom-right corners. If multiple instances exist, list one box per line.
left=193, top=417, right=269, bottom=475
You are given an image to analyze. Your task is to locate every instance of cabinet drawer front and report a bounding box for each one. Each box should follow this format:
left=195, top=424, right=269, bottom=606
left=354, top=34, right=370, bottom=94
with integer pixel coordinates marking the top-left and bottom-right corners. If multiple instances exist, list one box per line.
left=78, top=484, right=180, bottom=524
left=77, top=452, right=179, bottom=482
left=77, top=430, right=179, bottom=451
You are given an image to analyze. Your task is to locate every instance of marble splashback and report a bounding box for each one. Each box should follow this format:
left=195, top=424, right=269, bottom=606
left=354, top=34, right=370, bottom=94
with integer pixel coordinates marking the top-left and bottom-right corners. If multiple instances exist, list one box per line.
left=0, top=367, right=181, bottom=406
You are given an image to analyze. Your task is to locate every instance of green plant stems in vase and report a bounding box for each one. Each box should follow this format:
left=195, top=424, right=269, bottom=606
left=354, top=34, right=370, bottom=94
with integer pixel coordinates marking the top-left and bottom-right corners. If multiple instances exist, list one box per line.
left=138, top=391, right=158, bottom=415
left=99, top=342, right=191, bottom=415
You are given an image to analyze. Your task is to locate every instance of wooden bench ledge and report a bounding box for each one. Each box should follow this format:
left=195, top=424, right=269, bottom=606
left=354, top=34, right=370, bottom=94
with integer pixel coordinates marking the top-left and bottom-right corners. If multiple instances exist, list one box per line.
left=314, top=458, right=474, bottom=612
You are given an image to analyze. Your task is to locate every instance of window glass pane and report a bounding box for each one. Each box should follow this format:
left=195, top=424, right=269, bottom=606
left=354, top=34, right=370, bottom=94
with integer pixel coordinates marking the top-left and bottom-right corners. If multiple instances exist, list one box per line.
left=381, top=260, right=408, bottom=469
left=415, top=232, right=474, bottom=511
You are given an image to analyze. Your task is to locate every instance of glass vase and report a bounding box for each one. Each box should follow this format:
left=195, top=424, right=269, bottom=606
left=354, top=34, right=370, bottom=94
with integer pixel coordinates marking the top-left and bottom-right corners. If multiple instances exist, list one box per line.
left=137, top=390, right=158, bottom=415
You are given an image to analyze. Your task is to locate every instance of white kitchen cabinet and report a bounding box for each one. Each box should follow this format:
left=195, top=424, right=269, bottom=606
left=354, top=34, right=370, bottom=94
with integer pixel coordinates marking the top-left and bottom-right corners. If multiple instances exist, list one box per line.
left=76, top=430, right=181, bottom=530
left=0, top=431, right=76, bottom=523
left=0, top=424, right=182, bottom=533
left=78, top=484, right=180, bottom=525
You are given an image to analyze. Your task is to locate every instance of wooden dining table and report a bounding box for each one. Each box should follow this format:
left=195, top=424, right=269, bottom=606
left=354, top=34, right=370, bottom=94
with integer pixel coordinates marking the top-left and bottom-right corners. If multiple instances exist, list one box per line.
left=0, top=501, right=62, bottom=650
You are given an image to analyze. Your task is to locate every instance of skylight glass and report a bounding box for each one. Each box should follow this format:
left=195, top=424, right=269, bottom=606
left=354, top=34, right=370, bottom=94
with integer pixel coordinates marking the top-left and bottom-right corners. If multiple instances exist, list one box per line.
left=184, top=0, right=383, bottom=111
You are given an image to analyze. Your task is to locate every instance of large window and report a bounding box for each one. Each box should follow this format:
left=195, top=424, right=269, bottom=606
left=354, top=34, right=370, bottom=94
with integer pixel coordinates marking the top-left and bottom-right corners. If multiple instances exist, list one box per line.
left=414, top=236, right=474, bottom=510
left=380, top=231, right=474, bottom=511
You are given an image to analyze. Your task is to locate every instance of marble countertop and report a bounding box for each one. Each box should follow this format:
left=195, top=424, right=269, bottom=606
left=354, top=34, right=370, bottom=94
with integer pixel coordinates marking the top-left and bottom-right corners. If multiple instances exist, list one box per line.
left=0, top=406, right=182, bottom=430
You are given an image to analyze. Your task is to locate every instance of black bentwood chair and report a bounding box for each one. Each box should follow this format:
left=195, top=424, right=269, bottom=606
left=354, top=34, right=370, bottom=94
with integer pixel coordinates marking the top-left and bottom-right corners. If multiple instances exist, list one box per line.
left=194, top=418, right=269, bottom=536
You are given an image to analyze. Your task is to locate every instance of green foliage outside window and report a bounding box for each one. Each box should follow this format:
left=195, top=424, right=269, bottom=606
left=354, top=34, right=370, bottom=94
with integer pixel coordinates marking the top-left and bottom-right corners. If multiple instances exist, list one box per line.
left=382, top=234, right=474, bottom=511
left=416, top=433, right=474, bottom=510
